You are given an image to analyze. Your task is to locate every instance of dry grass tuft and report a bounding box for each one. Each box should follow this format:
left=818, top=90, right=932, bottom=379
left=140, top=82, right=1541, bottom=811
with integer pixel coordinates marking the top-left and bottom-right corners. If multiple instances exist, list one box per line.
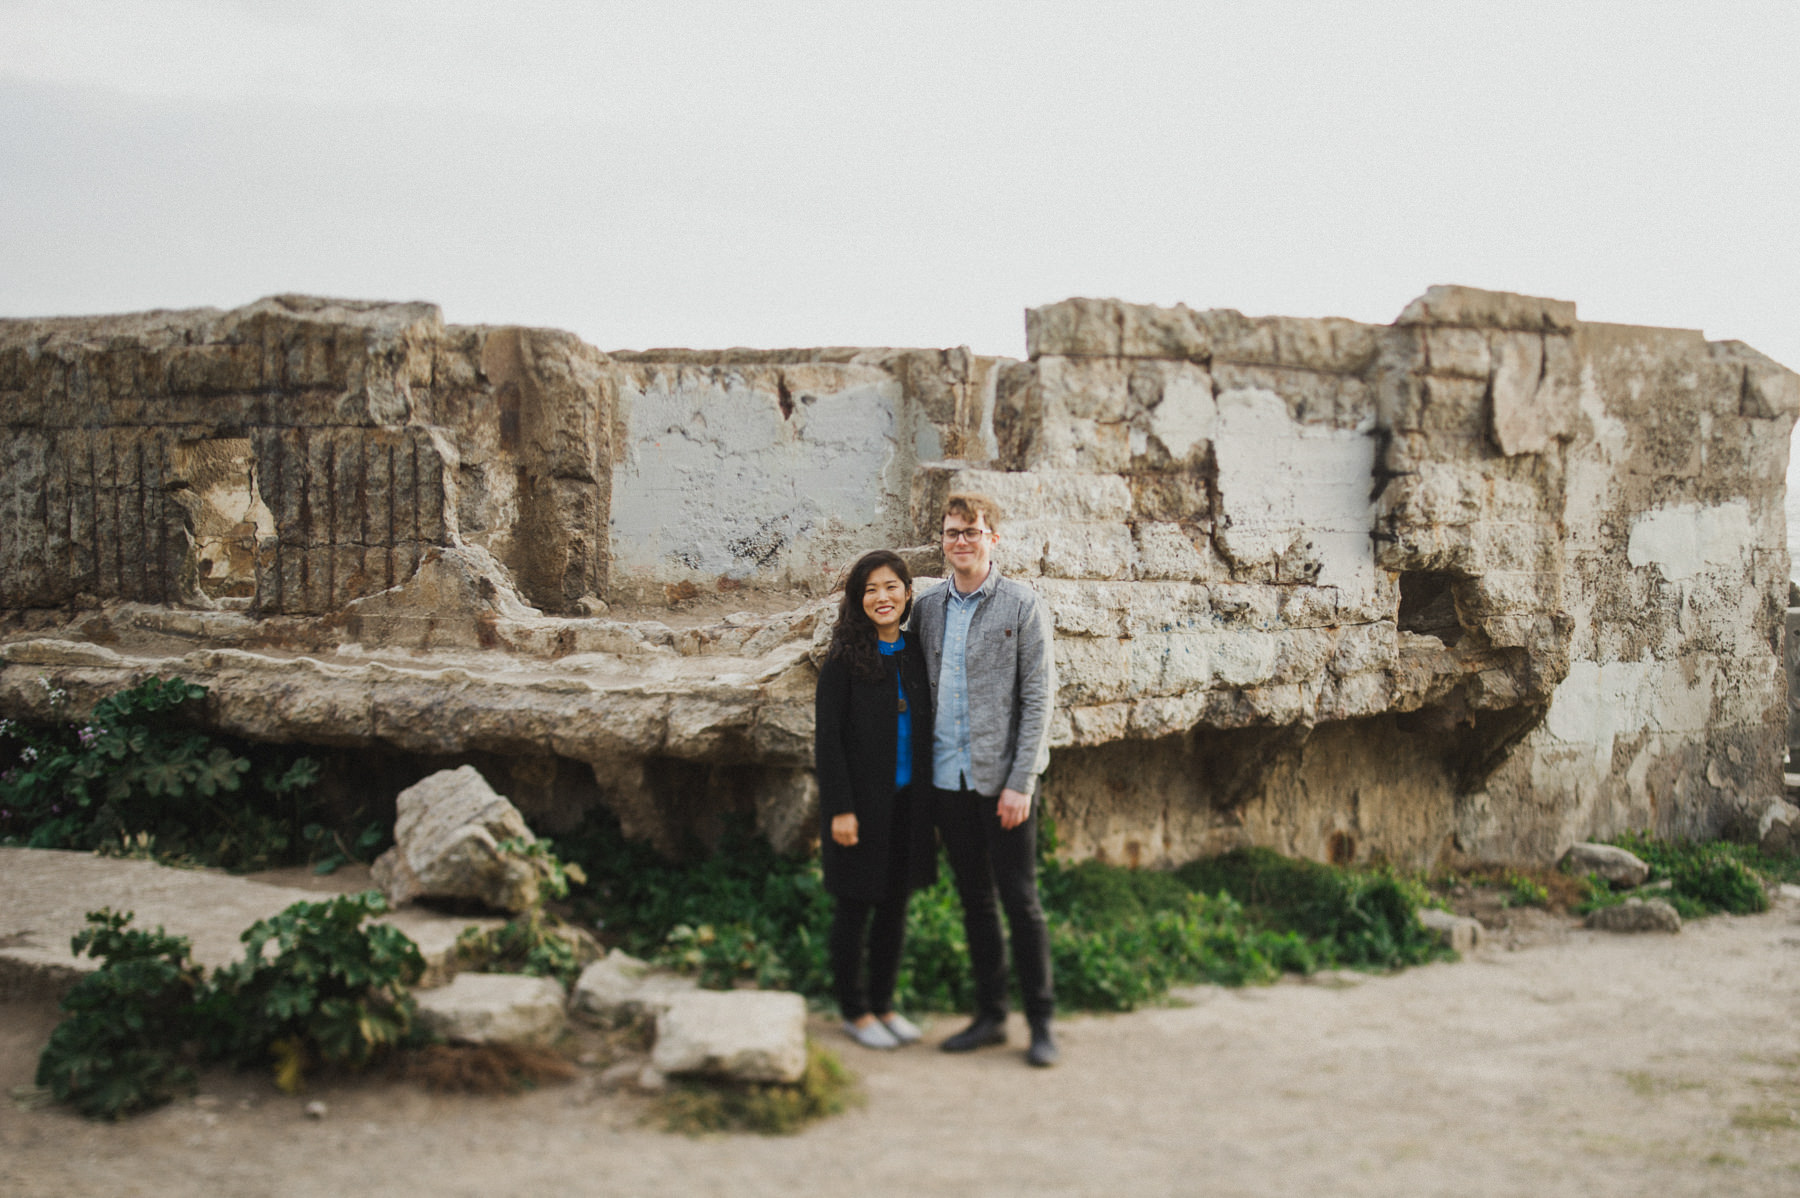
left=399, top=1042, right=580, bottom=1095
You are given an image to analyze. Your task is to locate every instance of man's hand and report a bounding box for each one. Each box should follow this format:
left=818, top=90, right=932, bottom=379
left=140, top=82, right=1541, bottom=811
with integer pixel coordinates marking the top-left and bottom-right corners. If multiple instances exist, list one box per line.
left=997, top=788, right=1033, bottom=830
left=831, top=812, right=859, bottom=846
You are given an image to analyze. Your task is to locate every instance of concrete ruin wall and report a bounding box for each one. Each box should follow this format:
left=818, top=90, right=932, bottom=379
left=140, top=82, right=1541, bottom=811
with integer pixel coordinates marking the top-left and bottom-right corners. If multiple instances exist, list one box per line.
left=1, top=288, right=1793, bottom=869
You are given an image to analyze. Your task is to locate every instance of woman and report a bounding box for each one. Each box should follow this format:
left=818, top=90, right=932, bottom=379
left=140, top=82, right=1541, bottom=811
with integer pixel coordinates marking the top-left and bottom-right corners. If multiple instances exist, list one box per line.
left=815, top=550, right=938, bottom=1050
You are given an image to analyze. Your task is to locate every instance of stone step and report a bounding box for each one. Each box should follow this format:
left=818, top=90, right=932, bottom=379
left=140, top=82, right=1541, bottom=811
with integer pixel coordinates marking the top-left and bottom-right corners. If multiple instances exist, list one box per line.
left=0, top=847, right=497, bottom=1002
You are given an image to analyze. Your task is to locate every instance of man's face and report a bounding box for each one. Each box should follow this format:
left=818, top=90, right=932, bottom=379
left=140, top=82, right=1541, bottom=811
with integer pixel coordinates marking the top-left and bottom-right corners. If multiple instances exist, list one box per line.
left=941, top=511, right=996, bottom=579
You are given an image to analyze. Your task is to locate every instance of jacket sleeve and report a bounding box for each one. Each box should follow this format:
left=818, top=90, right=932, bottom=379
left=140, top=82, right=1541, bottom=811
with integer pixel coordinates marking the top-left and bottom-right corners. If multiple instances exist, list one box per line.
left=815, top=655, right=856, bottom=818
left=1004, top=588, right=1057, bottom=796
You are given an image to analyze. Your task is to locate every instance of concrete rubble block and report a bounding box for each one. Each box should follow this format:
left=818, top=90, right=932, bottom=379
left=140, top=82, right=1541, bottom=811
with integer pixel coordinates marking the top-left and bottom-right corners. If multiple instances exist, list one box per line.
left=370, top=765, right=542, bottom=913
left=1033, top=578, right=1136, bottom=637
left=1119, top=302, right=1211, bottom=360
left=1422, top=327, right=1492, bottom=379
left=1586, top=898, right=1681, bottom=934
left=1025, top=297, right=1125, bottom=358
left=1417, top=907, right=1483, bottom=953
left=1558, top=842, right=1652, bottom=888
left=1034, top=355, right=1132, bottom=422
left=1128, top=631, right=1212, bottom=696
left=571, top=949, right=700, bottom=1029
left=1131, top=522, right=1224, bottom=582
left=934, top=467, right=1134, bottom=525
left=1196, top=309, right=1383, bottom=375
left=1395, top=285, right=1578, bottom=332
left=1129, top=360, right=1217, bottom=463
left=1042, top=522, right=1135, bottom=581
left=1054, top=636, right=1133, bottom=706
left=651, top=989, right=808, bottom=1085
left=414, top=972, right=569, bottom=1047
left=1756, top=798, right=1800, bottom=856
left=1208, top=362, right=1371, bottom=429
left=1128, top=470, right=1214, bottom=525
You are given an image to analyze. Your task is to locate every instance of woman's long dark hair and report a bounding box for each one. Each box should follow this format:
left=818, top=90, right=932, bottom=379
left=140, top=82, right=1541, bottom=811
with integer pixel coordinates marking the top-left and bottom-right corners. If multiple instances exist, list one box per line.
left=827, top=550, right=914, bottom=681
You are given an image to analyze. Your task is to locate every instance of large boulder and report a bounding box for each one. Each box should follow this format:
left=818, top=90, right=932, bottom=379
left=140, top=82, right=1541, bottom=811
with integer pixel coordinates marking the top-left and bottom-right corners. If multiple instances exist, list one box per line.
left=414, top=972, right=569, bottom=1046
left=371, top=766, right=541, bottom=913
left=1559, top=843, right=1651, bottom=889
left=650, top=990, right=807, bottom=1084
left=1586, top=898, right=1681, bottom=934
left=571, top=949, right=698, bottom=1029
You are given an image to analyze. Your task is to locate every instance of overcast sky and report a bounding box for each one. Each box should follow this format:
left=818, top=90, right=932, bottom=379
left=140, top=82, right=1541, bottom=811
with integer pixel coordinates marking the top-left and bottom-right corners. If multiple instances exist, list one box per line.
left=1, top=0, right=1796, bottom=373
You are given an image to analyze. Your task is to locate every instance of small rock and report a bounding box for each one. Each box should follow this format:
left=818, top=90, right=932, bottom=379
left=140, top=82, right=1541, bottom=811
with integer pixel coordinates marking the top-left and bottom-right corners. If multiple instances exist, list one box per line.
left=634, top=1065, right=667, bottom=1093
left=1560, top=843, right=1651, bottom=888
left=414, top=972, right=569, bottom=1046
left=651, top=990, right=808, bottom=1085
left=575, top=595, right=609, bottom=617
left=1586, top=898, right=1681, bottom=934
left=571, top=949, right=698, bottom=1029
left=370, top=766, right=542, bottom=913
left=304, top=1100, right=329, bottom=1120
left=598, top=1060, right=643, bottom=1090
left=1417, top=908, right=1483, bottom=954
left=1756, top=798, right=1800, bottom=856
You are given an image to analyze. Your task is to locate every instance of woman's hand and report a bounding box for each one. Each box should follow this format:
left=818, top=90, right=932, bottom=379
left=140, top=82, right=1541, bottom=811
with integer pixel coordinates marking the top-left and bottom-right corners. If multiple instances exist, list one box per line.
left=831, top=813, right=859, bottom=846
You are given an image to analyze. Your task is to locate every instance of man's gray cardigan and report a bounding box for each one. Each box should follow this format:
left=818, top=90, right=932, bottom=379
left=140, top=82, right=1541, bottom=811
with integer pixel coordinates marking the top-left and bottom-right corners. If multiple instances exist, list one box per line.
left=913, top=567, right=1057, bottom=797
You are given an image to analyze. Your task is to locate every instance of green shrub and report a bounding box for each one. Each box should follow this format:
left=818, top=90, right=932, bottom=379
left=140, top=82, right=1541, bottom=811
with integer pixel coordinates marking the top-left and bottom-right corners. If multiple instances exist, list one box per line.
left=1672, top=854, right=1768, bottom=915
left=453, top=911, right=596, bottom=988
left=1608, top=834, right=1775, bottom=916
left=552, top=811, right=1446, bottom=1016
left=1503, top=872, right=1551, bottom=909
left=0, top=676, right=353, bottom=872
left=656, top=1040, right=859, bottom=1135
left=207, top=891, right=426, bottom=1090
left=1176, top=847, right=1446, bottom=970
left=35, top=910, right=208, bottom=1120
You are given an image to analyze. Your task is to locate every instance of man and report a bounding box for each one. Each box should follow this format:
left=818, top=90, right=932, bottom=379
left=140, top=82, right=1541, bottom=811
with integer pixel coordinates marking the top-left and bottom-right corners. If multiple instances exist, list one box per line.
left=914, top=492, right=1059, bottom=1067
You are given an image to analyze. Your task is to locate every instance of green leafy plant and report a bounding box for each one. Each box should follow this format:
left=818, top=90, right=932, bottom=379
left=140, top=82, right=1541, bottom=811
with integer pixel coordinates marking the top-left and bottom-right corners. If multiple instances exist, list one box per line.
left=1175, top=847, right=1448, bottom=971
left=0, top=676, right=347, bottom=872
left=659, top=922, right=793, bottom=991
left=1502, top=872, right=1551, bottom=909
left=496, top=836, right=589, bottom=900
left=556, top=808, right=1447, bottom=1016
left=35, top=910, right=208, bottom=1120
left=207, top=891, right=426, bottom=1091
left=454, top=910, right=597, bottom=988
left=1608, top=834, right=1776, bottom=917
left=656, top=1041, right=860, bottom=1135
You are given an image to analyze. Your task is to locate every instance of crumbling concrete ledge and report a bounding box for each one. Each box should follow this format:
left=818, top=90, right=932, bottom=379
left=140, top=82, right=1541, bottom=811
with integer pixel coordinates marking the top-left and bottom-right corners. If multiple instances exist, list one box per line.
left=2, top=287, right=1794, bottom=870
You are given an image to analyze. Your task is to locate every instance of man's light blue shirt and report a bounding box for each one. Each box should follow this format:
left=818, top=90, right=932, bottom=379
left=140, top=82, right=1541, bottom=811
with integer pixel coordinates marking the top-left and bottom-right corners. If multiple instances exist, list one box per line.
left=931, top=569, right=995, bottom=791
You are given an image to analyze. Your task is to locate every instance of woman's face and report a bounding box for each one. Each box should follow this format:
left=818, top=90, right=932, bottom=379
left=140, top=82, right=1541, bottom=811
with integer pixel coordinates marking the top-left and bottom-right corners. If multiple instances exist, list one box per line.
left=861, top=565, right=908, bottom=639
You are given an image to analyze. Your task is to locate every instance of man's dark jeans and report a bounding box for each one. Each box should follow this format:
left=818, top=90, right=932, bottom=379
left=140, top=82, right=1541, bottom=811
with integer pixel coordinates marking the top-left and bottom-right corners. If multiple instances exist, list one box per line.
left=934, top=786, right=1055, bottom=1026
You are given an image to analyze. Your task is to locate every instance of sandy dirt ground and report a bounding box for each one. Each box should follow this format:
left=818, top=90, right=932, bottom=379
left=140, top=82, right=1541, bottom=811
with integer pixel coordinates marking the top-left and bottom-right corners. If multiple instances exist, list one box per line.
left=5, top=894, right=1800, bottom=1198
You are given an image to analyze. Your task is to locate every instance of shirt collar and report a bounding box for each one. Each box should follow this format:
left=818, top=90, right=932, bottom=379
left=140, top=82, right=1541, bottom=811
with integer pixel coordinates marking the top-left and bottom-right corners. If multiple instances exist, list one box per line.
left=949, top=565, right=1000, bottom=603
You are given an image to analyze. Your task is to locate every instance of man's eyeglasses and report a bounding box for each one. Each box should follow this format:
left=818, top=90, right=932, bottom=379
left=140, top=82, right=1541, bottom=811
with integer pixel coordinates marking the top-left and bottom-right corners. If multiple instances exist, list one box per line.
left=942, top=528, right=991, bottom=543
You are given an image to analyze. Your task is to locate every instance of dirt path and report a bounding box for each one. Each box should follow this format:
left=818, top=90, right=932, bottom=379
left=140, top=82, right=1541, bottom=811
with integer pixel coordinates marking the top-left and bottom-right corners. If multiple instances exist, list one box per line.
left=6, top=895, right=1800, bottom=1198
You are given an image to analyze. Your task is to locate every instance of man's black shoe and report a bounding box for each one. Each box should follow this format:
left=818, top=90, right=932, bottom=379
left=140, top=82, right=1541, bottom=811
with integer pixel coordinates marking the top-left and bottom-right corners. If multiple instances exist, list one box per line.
left=939, top=1016, right=1007, bottom=1053
left=1026, top=1022, right=1060, bottom=1068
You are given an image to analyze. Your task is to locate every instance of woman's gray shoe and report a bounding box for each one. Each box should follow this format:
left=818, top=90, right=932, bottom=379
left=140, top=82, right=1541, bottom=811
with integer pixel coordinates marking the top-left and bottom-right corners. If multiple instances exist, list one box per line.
left=879, top=1012, right=923, bottom=1045
left=844, top=1019, right=902, bottom=1050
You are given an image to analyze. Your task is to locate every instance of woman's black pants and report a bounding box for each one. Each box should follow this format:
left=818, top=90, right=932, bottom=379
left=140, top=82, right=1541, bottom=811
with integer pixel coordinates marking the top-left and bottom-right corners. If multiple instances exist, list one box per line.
left=829, top=789, right=916, bottom=1021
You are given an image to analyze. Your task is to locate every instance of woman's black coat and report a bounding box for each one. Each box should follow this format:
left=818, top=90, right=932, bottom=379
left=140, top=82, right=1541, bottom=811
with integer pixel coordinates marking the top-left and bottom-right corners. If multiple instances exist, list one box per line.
left=814, top=634, right=939, bottom=902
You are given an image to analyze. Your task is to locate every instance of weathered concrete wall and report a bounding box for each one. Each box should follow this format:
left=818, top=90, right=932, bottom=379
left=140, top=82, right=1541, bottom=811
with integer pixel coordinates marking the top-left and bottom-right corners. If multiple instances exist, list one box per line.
left=1, top=288, right=1793, bottom=869
left=604, top=347, right=999, bottom=602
